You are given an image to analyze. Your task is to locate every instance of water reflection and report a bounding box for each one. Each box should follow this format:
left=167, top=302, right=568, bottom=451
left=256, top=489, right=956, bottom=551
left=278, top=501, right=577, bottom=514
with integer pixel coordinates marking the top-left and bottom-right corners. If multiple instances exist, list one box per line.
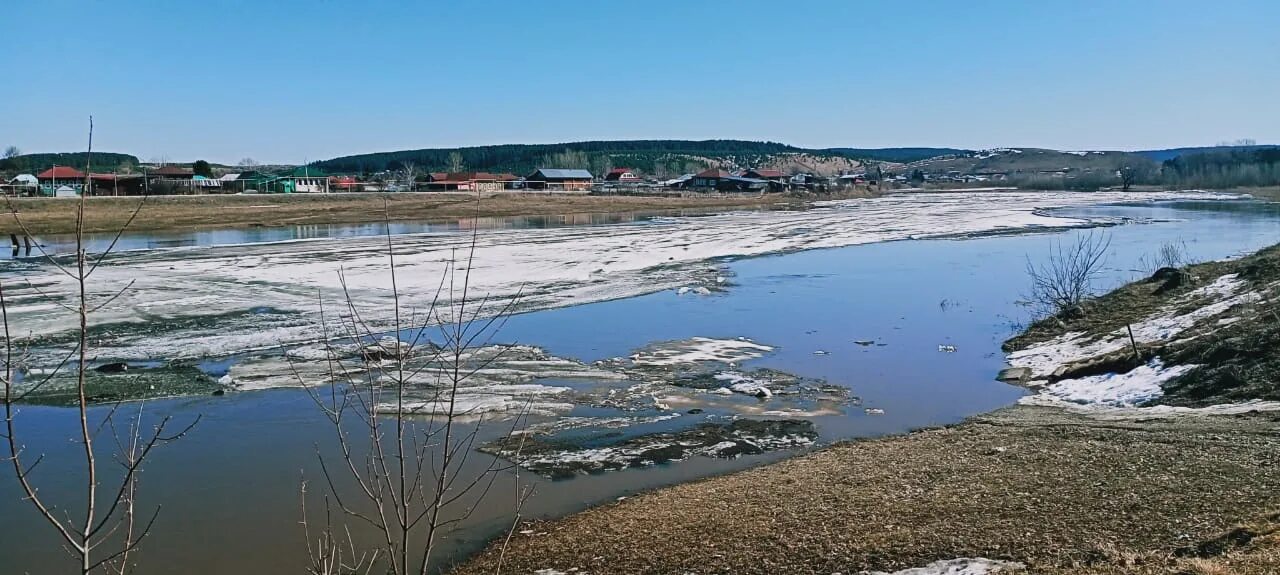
left=1, top=200, right=1277, bottom=574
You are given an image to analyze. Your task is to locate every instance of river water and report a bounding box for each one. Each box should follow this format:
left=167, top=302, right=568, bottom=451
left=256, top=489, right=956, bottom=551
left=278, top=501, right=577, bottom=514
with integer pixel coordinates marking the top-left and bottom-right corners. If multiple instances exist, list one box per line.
left=1, top=196, right=1277, bottom=573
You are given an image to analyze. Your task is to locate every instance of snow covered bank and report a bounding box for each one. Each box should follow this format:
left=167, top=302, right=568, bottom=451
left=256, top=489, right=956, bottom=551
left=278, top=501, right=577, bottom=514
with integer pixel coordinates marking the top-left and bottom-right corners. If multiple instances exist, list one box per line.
left=1008, top=247, right=1280, bottom=414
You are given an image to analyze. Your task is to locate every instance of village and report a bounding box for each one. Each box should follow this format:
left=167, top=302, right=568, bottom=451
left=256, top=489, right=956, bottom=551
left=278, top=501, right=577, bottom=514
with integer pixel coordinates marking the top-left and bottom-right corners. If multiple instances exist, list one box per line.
left=0, top=162, right=889, bottom=198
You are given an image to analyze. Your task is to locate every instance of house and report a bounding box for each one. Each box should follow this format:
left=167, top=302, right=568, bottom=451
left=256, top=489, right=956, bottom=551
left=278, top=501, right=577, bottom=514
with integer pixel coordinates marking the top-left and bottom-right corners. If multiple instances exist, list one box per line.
left=689, top=168, right=769, bottom=193
left=689, top=168, right=733, bottom=189
left=604, top=168, right=641, bottom=183
left=741, top=169, right=785, bottom=182
left=37, top=166, right=87, bottom=196
left=220, top=170, right=272, bottom=193
left=148, top=165, right=195, bottom=180
left=525, top=168, right=593, bottom=191
left=788, top=173, right=830, bottom=192
left=663, top=174, right=694, bottom=188
left=289, top=166, right=331, bottom=193
left=426, top=172, right=505, bottom=192
left=88, top=173, right=146, bottom=196
left=332, top=176, right=361, bottom=191
left=741, top=169, right=788, bottom=192
left=2, top=174, right=38, bottom=197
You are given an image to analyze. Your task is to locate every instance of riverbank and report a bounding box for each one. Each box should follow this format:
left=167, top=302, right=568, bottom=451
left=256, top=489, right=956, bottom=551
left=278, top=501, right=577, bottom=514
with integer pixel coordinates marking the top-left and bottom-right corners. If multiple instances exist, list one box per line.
left=453, top=243, right=1280, bottom=575
left=454, top=405, right=1280, bottom=574
left=0, top=191, right=869, bottom=236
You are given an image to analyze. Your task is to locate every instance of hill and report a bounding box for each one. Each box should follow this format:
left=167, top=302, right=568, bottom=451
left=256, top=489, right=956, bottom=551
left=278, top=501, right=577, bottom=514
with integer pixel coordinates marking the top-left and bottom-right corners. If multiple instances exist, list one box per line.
left=823, top=147, right=969, bottom=163
left=314, top=140, right=865, bottom=178
left=0, top=152, right=141, bottom=174
left=903, top=148, right=1156, bottom=175
left=1135, top=144, right=1280, bottom=163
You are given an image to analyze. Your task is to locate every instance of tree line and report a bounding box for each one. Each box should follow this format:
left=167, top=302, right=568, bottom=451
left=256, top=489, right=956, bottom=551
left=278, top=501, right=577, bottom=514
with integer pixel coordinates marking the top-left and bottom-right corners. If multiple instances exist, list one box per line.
left=313, top=139, right=822, bottom=175
left=0, top=151, right=141, bottom=175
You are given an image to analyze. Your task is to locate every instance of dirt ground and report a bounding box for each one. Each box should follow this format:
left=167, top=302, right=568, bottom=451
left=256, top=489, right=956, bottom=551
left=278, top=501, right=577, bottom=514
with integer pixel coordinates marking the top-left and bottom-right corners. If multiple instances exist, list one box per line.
left=452, top=405, right=1280, bottom=574
left=0, top=192, right=867, bottom=236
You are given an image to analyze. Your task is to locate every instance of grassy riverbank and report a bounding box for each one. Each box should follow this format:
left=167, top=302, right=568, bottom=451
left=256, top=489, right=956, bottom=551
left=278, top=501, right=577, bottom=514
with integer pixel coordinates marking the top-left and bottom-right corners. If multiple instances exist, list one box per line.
left=0, top=191, right=871, bottom=236
left=453, top=244, right=1280, bottom=575
left=454, top=406, right=1280, bottom=574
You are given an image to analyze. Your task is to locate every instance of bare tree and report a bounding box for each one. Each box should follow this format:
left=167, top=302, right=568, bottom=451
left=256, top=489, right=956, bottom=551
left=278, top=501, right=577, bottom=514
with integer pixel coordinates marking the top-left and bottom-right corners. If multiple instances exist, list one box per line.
left=3, top=146, right=19, bottom=159
left=238, top=157, right=260, bottom=168
left=1, top=117, right=196, bottom=574
left=400, top=161, right=418, bottom=191
left=447, top=152, right=464, bottom=173
left=1026, top=231, right=1113, bottom=318
left=297, top=200, right=534, bottom=575
left=1118, top=166, right=1136, bottom=192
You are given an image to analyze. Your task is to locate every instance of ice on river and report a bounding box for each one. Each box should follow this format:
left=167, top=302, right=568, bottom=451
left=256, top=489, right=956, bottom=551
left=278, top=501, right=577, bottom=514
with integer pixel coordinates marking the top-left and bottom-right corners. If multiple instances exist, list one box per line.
left=0, top=190, right=1231, bottom=367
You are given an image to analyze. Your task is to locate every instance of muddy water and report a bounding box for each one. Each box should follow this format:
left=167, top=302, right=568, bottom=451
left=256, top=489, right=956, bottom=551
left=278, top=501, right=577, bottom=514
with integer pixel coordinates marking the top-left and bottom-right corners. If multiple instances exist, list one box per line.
left=1, top=199, right=1278, bottom=574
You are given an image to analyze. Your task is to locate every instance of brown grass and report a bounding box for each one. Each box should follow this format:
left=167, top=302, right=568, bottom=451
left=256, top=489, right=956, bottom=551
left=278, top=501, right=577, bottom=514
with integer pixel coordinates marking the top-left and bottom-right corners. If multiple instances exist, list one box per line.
left=451, top=406, right=1280, bottom=574
left=0, top=192, right=867, bottom=236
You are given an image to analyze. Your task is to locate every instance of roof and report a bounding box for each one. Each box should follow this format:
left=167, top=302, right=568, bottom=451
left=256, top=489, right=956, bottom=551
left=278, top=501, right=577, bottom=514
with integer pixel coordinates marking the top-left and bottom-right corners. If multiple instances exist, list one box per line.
left=37, top=166, right=86, bottom=179
left=9, top=174, right=38, bottom=185
left=150, top=165, right=194, bottom=176
left=605, top=168, right=640, bottom=180
left=291, top=165, right=329, bottom=178
left=745, top=169, right=784, bottom=178
left=529, top=168, right=593, bottom=180
left=694, top=168, right=732, bottom=178
left=219, top=173, right=242, bottom=181
left=89, top=173, right=143, bottom=181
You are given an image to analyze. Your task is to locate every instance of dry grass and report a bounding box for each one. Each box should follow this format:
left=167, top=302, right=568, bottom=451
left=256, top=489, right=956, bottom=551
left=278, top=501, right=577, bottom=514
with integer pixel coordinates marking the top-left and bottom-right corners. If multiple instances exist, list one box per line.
left=0, top=192, right=857, bottom=236
left=451, top=406, right=1280, bottom=574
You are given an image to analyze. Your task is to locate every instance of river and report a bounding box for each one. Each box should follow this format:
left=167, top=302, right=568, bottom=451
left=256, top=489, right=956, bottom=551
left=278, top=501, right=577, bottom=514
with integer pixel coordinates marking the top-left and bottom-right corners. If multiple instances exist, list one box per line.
left=1, top=193, right=1277, bottom=573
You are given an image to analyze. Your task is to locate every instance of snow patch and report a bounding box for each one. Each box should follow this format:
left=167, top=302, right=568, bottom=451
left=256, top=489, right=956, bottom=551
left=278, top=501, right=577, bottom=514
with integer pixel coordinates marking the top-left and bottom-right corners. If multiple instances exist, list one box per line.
left=1018, top=359, right=1197, bottom=408
left=863, top=557, right=1024, bottom=575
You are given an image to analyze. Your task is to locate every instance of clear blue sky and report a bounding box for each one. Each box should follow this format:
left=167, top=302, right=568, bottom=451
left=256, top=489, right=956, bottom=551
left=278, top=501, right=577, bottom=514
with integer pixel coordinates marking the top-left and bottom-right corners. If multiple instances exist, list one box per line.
left=3, top=0, right=1277, bottom=164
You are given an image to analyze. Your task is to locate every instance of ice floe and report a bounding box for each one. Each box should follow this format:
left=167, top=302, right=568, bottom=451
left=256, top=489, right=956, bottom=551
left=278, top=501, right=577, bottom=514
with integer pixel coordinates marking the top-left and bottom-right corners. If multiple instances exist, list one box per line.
left=1, top=190, right=1234, bottom=371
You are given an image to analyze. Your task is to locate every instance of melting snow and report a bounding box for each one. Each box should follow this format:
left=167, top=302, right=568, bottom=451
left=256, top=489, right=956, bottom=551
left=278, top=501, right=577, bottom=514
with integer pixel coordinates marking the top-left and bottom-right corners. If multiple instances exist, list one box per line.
left=1018, top=359, right=1197, bottom=407
left=864, top=558, right=1024, bottom=575
left=1, top=191, right=1233, bottom=370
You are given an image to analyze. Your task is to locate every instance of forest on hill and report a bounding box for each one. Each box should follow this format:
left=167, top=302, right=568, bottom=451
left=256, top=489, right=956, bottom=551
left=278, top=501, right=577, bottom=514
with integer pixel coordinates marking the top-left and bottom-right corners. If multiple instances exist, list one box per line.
left=314, top=140, right=872, bottom=177
left=0, top=152, right=141, bottom=174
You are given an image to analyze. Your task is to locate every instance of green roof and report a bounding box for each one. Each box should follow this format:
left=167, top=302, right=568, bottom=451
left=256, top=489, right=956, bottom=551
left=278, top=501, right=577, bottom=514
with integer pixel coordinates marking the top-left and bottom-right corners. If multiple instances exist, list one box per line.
left=291, top=165, right=329, bottom=178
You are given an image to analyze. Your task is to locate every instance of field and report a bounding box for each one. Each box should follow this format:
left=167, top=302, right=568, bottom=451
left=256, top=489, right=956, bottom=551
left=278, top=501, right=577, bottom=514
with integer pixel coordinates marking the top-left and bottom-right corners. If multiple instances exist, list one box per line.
left=0, top=192, right=830, bottom=236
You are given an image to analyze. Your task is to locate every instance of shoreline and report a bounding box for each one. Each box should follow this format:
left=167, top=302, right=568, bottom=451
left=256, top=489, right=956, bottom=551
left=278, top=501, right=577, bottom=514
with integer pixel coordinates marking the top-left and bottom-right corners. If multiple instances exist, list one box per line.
left=452, top=403, right=1280, bottom=575
left=0, top=191, right=874, bottom=236
left=452, top=242, right=1280, bottom=574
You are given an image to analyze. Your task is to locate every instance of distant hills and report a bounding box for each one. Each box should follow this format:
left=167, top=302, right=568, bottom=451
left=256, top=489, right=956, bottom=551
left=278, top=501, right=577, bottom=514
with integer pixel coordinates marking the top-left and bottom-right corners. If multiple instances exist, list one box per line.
left=1133, top=144, right=1280, bottom=163
left=314, top=140, right=867, bottom=178
left=0, top=152, right=141, bottom=174
left=3, top=141, right=1275, bottom=184
left=822, top=147, right=971, bottom=163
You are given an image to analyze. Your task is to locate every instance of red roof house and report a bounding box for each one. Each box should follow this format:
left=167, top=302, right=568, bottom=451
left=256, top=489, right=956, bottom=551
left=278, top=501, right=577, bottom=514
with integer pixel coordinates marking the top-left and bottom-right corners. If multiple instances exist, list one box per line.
left=37, top=166, right=87, bottom=180
left=604, top=168, right=641, bottom=182
left=742, top=169, right=785, bottom=181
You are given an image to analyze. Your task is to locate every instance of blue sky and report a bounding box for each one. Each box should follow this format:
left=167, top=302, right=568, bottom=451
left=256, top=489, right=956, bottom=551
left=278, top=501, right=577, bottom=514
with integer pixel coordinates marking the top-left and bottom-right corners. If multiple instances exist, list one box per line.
left=2, top=0, right=1277, bottom=163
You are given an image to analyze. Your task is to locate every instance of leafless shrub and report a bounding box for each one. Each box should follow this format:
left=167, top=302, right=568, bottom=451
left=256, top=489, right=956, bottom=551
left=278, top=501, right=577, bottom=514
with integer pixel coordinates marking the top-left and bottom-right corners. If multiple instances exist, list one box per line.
left=298, top=199, right=535, bottom=575
left=1, top=117, right=196, bottom=574
left=1139, top=239, right=1192, bottom=272
left=1026, top=231, right=1113, bottom=318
